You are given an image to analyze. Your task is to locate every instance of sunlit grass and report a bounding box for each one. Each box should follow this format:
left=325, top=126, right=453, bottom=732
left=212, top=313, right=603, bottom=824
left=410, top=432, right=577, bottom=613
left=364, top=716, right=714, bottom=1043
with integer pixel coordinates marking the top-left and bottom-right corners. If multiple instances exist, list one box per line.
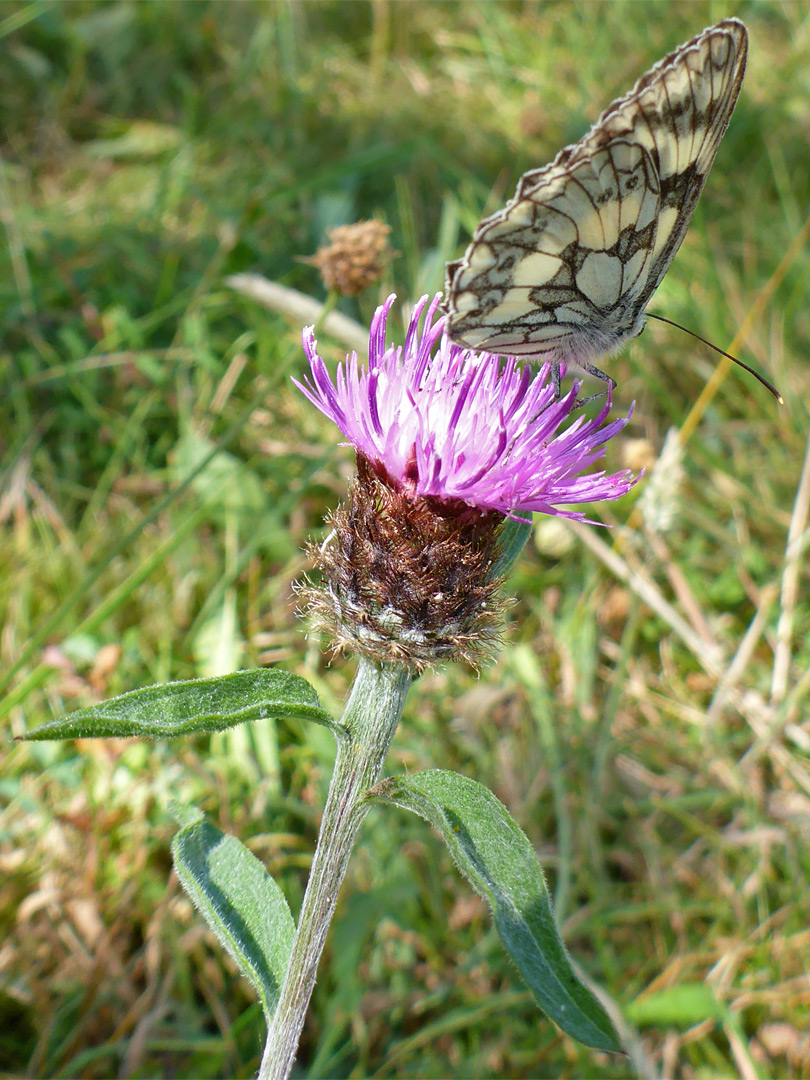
left=2, top=2, right=809, bottom=1077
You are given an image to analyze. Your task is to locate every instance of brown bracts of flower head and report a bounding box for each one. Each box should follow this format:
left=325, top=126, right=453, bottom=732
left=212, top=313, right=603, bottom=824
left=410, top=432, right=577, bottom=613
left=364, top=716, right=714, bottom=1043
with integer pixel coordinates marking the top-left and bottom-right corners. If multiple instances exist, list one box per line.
left=300, top=454, right=508, bottom=673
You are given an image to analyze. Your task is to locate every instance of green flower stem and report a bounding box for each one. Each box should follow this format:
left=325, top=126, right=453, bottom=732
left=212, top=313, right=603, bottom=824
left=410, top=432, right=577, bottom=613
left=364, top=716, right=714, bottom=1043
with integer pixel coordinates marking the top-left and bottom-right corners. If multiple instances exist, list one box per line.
left=259, top=657, right=414, bottom=1080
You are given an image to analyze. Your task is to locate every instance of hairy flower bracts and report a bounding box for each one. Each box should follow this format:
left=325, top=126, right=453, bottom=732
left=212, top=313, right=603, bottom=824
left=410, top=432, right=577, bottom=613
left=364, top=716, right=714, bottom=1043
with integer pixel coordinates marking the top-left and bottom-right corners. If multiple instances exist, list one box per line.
left=295, top=294, right=636, bottom=670
left=304, top=454, right=506, bottom=670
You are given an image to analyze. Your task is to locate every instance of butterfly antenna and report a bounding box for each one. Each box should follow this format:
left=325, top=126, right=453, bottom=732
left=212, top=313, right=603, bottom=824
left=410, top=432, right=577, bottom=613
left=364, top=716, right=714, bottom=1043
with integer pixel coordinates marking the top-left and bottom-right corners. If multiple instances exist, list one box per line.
left=647, top=313, right=783, bottom=404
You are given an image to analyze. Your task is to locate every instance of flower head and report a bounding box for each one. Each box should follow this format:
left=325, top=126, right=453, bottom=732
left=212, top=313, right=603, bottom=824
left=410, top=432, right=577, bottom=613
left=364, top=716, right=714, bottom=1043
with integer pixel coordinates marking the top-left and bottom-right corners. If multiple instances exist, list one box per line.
left=294, top=294, right=638, bottom=670
left=308, top=220, right=393, bottom=296
left=295, top=293, right=636, bottom=524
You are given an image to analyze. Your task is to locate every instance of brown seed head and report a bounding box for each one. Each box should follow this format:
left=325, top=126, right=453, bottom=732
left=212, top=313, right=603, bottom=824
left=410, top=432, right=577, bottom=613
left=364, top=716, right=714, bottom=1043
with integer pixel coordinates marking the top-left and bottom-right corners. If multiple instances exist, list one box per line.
left=300, top=454, right=508, bottom=672
left=309, top=220, right=393, bottom=296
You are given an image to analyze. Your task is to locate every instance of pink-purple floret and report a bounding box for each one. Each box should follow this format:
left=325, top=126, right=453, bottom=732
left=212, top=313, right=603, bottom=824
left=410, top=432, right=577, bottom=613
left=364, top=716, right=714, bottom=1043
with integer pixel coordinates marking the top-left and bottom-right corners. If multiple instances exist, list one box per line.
left=293, top=293, right=638, bottom=523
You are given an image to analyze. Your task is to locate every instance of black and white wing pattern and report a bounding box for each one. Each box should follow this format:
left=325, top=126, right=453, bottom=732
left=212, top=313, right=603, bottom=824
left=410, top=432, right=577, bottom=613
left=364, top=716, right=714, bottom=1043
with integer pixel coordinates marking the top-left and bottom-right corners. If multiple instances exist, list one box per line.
left=443, top=19, right=748, bottom=389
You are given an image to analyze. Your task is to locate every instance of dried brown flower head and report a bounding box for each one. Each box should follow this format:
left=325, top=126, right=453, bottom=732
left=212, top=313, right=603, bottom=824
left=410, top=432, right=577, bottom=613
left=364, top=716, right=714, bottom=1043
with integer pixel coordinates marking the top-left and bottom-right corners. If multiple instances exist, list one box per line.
left=309, top=220, right=393, bottom=296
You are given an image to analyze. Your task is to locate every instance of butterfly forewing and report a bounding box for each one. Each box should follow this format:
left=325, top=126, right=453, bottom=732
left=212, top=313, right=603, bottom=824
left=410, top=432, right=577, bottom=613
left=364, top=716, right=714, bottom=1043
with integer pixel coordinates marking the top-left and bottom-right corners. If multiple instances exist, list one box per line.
left=444, top=19, right=748, bottom=383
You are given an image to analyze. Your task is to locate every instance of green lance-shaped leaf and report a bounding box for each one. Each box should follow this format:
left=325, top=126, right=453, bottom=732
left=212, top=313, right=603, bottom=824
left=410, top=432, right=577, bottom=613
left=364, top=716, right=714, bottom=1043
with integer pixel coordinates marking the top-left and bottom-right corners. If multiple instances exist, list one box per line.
left=624, top=982, right=727, bottom=1028
left=490, top=516, right=533, bottom=579
left=370, top=769, right=621, bottom=1053
left=170, top=805, right=294, bottom=1019
left=23, top=668, right=340, bottom=741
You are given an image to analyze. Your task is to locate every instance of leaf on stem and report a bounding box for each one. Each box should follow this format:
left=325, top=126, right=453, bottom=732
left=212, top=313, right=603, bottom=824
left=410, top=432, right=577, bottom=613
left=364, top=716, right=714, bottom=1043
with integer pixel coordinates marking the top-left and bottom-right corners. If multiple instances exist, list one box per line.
left=490, top=516, right=533, bottom=579
left=170, top=807, right=295, bottom=1020
left=369, top=769, right=621, bottom=1053
left=22, top=668, right=341, bottom=740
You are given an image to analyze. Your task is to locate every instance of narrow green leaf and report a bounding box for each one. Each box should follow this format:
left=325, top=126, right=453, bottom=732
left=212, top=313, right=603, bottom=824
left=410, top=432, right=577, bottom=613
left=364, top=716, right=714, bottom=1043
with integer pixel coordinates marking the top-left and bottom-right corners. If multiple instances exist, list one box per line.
left=171, top=813, right=294, bottom=1019
left=192, top=592, right=246, bottom=679
left=490, top=516, right=532, bottom=579
left=168, top=800, right=204, bottom=829
left=370, top=769, right=621, bottom=1053
left=625, top=983, right=727, bottom=1027
left=23, top=668, right=340, bottom=740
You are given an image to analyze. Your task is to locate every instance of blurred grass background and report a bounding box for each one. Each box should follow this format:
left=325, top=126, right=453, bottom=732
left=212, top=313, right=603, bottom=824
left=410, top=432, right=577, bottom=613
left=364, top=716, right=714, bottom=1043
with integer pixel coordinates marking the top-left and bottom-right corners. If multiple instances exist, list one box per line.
left=2, top=1, right=810, bottom=1077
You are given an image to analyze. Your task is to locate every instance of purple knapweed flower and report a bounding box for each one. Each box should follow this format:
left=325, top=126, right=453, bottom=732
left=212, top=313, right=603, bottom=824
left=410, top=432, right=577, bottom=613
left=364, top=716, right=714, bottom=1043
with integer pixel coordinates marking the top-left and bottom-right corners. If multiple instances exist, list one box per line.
left=295, top=294, right=639, bottom=668
left=294, top=294, right=636, bottom=524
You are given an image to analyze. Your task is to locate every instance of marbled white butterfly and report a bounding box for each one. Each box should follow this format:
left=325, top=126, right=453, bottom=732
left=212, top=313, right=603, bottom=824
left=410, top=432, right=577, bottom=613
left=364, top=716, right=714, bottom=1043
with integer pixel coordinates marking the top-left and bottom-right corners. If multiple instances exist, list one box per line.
left=444, top=19, right=778, bottom=399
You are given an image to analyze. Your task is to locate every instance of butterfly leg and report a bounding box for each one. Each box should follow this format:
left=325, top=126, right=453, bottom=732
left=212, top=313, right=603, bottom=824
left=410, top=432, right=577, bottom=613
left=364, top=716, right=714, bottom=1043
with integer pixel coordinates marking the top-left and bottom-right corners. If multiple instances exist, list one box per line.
left=574, top=362, right=617, bottom=407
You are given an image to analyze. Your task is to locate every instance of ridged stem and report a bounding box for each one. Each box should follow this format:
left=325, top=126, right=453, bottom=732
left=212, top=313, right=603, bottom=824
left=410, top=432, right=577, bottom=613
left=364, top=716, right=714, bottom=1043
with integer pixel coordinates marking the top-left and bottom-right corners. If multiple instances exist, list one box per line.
left=259, top=657, right=413, bottom=1080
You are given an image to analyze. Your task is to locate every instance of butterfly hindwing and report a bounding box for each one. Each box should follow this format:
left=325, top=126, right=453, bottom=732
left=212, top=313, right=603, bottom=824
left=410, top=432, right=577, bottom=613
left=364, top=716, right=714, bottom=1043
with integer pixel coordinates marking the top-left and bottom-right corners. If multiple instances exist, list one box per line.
left=444, top=19, right=748, bottom=381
